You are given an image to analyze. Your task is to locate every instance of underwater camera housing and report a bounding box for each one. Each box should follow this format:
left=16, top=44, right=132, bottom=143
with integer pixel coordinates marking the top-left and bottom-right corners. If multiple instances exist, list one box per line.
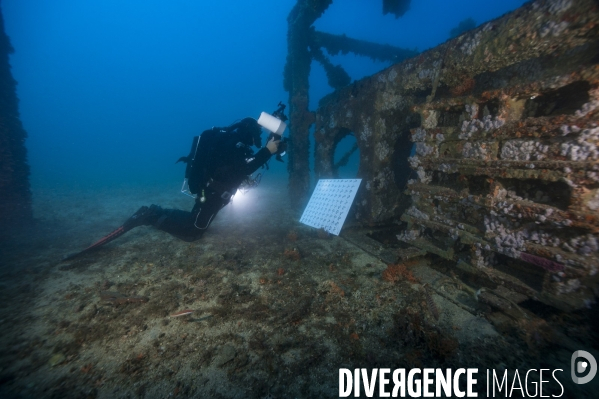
left=257, top=102, right=288, bottom=162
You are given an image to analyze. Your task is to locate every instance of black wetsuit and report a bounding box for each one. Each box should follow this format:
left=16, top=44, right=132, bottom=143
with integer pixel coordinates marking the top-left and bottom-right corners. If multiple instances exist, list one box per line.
left=150, top=132, right=272, bottom=241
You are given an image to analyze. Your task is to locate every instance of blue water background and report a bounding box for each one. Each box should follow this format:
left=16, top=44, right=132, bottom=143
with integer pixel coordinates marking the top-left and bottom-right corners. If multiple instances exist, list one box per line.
left=3, top=0, right=528, bottom=191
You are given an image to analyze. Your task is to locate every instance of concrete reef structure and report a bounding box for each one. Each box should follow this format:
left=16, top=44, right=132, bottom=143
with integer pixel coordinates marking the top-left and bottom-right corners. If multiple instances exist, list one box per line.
left=0, top=7, right=32, bottom=234
left=313, top=0, right=599, bottom=312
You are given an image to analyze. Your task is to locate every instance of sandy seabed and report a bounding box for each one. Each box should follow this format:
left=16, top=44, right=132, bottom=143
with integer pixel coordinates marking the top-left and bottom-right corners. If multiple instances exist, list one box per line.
left=0, top=178, right=597, bottom=398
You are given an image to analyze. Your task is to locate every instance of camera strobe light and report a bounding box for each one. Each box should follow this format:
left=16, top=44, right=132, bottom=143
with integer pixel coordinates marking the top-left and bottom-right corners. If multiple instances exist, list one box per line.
left=257, top=112, right=286, bottom=135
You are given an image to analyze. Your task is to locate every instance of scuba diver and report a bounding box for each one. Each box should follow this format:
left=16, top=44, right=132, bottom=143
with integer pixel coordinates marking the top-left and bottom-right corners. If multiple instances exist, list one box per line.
left=65, top=116, right=281, bottom=260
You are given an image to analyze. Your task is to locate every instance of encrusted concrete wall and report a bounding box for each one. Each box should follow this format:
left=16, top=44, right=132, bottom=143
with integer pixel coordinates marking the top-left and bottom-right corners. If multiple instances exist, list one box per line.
left=315, top=0, right=599, bottom=311
left=0, top=7, right=32, bottom=234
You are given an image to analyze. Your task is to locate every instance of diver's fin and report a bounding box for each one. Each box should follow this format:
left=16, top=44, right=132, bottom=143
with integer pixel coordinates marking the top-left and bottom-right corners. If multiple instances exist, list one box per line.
left=62, top=206, right=162, bottom=261
left=63, top=225, right=127, bottom=260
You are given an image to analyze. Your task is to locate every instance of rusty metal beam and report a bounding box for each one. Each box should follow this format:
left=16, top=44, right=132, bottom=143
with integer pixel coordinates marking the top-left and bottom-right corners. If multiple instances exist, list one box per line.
left=284, top=0, right=332, bottom=209
left=312, top=30, right=418, bottom=63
